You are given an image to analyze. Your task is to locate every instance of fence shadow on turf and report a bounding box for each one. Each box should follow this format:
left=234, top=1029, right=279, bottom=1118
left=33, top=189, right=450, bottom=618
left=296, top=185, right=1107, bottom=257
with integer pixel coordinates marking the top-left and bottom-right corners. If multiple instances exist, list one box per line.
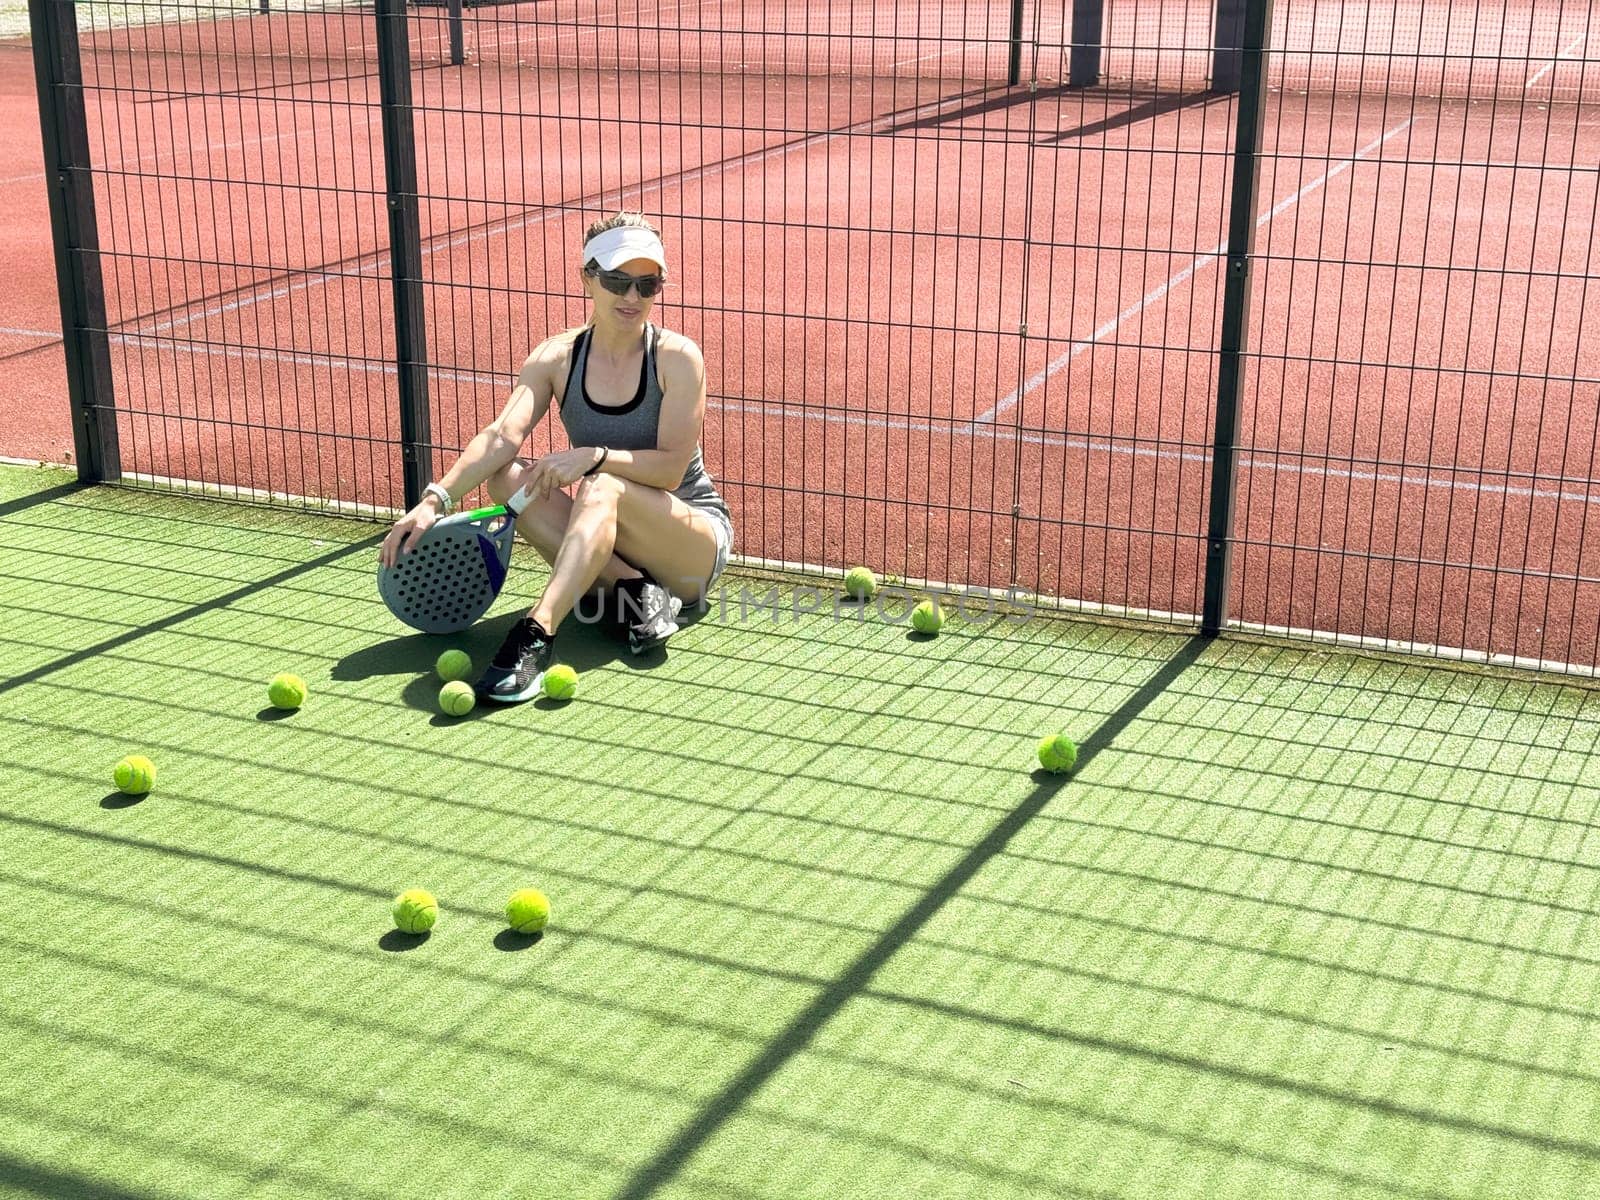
left=0, top=533, right=381, bottom=700
left=0, top=1151, right=152, bottom=1200
left=15, top=632, right=1600, bottom=1195
left=608, top=633, right=1212, bottom=1200
left=0, top=480, right=88, bottom=521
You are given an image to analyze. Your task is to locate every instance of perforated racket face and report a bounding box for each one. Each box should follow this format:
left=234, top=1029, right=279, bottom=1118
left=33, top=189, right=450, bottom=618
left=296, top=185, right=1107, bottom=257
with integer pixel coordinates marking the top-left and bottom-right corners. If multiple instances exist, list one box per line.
left=377, top=524, right=505, bottom=634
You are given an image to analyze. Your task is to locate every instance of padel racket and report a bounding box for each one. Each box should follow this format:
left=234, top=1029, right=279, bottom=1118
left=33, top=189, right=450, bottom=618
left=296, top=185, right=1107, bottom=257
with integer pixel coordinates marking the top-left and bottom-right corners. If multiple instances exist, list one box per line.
left=377, top=484, right=533, bottom=633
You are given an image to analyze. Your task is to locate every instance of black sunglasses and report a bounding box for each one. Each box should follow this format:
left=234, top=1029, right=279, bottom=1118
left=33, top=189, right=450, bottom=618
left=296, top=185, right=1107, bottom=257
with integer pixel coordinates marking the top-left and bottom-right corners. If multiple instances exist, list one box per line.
left=588, top=268, right=665, bottom=299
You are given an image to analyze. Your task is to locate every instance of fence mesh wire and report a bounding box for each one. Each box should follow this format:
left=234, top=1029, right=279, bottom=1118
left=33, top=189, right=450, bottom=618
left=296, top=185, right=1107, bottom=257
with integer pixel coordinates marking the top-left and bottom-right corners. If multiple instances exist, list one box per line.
left=29, top=0, right=1600, bottom=671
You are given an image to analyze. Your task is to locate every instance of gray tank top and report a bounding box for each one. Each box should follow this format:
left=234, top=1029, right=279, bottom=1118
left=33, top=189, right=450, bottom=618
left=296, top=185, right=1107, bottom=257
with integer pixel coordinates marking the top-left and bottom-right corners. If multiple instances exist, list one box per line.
left=557, top=324, right=729, bottom=520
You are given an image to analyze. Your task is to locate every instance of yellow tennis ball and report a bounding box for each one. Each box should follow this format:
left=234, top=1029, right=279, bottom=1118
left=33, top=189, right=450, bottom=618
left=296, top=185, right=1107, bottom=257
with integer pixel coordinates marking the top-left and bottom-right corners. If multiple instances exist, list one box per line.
left=267, top=672, right=307, bottom=710
left=542, top=664, right=578, bottom=701
left=506, top=888, right=550, bottom=934
left=435, top=649, right=472, bottom=682
left=112, top=754, right=156, bottom=795
left=1037, top=733, right=1078, bottom=774
left=843, top=566, right=878, bottom=600
left=910, top=598, right=944, bottom=634
left=393, top=888, right=438, bottom=934
left=438, top=680, right=476, bottom=717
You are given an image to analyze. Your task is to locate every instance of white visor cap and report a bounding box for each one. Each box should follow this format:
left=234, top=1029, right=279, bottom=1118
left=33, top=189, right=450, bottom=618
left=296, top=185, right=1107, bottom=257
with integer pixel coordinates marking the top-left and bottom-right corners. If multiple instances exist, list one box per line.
left=582, top=226, right=668, bottom=273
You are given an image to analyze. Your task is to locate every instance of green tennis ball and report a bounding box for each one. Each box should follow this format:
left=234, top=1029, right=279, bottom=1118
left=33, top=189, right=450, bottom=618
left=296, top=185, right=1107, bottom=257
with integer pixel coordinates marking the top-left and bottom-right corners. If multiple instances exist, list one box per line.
left=438, top=680, right=476, bottom=717
left=910, top=598, right=944, bottom=634
left=267, top=672, right=307, bottom=710
left=1037, top=733, right=1078, bottom=775
left=542, top=664, right=578, bottom=701
left=435, top=649, right=472, bottom=682
left=844, top=566, right=878, bottom=600
left=112, top=754, right=156, bottom=796
left=506, top=887, right=550, bottom=934
left=393, top=888, right=438, bottom=934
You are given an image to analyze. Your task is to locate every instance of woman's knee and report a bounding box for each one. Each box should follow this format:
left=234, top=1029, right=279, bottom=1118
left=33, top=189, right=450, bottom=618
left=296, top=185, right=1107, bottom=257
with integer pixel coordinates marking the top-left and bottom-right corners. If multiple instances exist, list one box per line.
left=573, top=472, right=626, bottom=511
left=483, top=460, right=527, bottom=505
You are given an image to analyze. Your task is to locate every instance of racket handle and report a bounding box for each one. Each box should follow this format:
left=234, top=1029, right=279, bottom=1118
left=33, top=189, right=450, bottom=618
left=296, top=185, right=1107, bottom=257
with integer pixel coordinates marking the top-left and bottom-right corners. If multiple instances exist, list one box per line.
left=506, top=481, right=538, bottom=515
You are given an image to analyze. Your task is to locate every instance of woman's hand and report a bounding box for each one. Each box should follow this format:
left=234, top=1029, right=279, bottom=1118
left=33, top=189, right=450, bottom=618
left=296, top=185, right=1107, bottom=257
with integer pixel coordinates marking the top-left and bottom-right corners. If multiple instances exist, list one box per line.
left=379, top=496, right=444, bottom=568
left=522, top=447, right=603, bottom=501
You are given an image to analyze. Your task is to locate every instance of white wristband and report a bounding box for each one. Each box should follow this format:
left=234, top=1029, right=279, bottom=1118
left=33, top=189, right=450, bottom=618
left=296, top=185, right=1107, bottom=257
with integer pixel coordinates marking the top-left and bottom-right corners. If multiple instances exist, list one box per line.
left=423, top=482, right=454, bottom=514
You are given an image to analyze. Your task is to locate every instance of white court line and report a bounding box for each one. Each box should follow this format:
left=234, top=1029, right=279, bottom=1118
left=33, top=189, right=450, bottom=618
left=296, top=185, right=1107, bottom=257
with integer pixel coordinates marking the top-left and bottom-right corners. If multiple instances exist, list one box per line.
left=110, top=332, right=1600, bottom=508
left=890, top=46, right=963, bottom=69
left=136, top=87, right=973, bottom=338
left=1525, top=31, right=1587, bottom=90
left=0, top=117, right=372, bottom=189
left=361, top=5, right=763, bottom=60
left=139, top=130, right=825, bottom=334
left=1454, top=158, right=1600, bottom=173
left=707, top=394, right=1600, bottom=507
left=0, top=325, right=64, bottom=340
left=973, top=116, right=1415, bottom=425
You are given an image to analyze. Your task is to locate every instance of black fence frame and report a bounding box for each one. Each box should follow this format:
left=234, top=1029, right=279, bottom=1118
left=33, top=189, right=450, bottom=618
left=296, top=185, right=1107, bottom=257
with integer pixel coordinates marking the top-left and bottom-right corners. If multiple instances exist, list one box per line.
left=29, top=0, right=117, bottom=482
left=30, top=0, right=1271, bottom=635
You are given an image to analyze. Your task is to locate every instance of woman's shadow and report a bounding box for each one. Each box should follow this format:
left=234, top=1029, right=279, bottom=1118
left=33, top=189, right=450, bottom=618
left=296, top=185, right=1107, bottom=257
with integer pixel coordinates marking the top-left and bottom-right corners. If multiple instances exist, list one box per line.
left=333, top=601, right=698, bottom=714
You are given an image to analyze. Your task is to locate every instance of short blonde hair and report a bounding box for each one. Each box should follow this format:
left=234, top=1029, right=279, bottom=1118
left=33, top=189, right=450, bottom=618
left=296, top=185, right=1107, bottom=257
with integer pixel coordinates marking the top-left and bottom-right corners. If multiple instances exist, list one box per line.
left=581, top=212, right=665, bottom=271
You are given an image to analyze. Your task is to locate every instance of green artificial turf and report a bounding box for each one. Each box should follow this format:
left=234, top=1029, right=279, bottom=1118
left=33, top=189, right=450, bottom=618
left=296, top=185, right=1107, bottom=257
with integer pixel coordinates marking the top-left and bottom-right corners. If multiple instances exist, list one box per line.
left=2, top=464, right=1599, bottom=1200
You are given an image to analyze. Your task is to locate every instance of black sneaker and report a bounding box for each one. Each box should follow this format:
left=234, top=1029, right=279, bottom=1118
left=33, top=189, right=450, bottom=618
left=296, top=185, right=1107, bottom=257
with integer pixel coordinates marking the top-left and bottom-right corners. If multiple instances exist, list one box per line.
left=476, top=616, right=554, bottom=703
left=614, top=575, right=682, bottom=654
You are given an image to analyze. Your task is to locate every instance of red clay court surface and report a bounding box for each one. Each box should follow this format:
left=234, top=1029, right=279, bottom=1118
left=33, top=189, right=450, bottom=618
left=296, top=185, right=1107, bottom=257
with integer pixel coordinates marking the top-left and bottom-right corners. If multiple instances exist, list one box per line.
left=0, top=1, right=1596, bottom=670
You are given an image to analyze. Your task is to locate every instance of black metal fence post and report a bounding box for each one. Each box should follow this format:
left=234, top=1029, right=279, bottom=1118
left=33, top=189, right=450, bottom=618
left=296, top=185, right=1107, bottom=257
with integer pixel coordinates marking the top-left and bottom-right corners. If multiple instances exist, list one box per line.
left=1201, top=0, right=1271, bottom=635
left=1069, top=0, right=1104, bottom=88
left=1212, top=0, right=1246, bottom=92
left=29, top=0, right=117, bottom=483
left=447, top=0, right=464, bottom=67
left=1007, top=0, right=1024, bottom=86
left=375, top=0, right=432, bottom=511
